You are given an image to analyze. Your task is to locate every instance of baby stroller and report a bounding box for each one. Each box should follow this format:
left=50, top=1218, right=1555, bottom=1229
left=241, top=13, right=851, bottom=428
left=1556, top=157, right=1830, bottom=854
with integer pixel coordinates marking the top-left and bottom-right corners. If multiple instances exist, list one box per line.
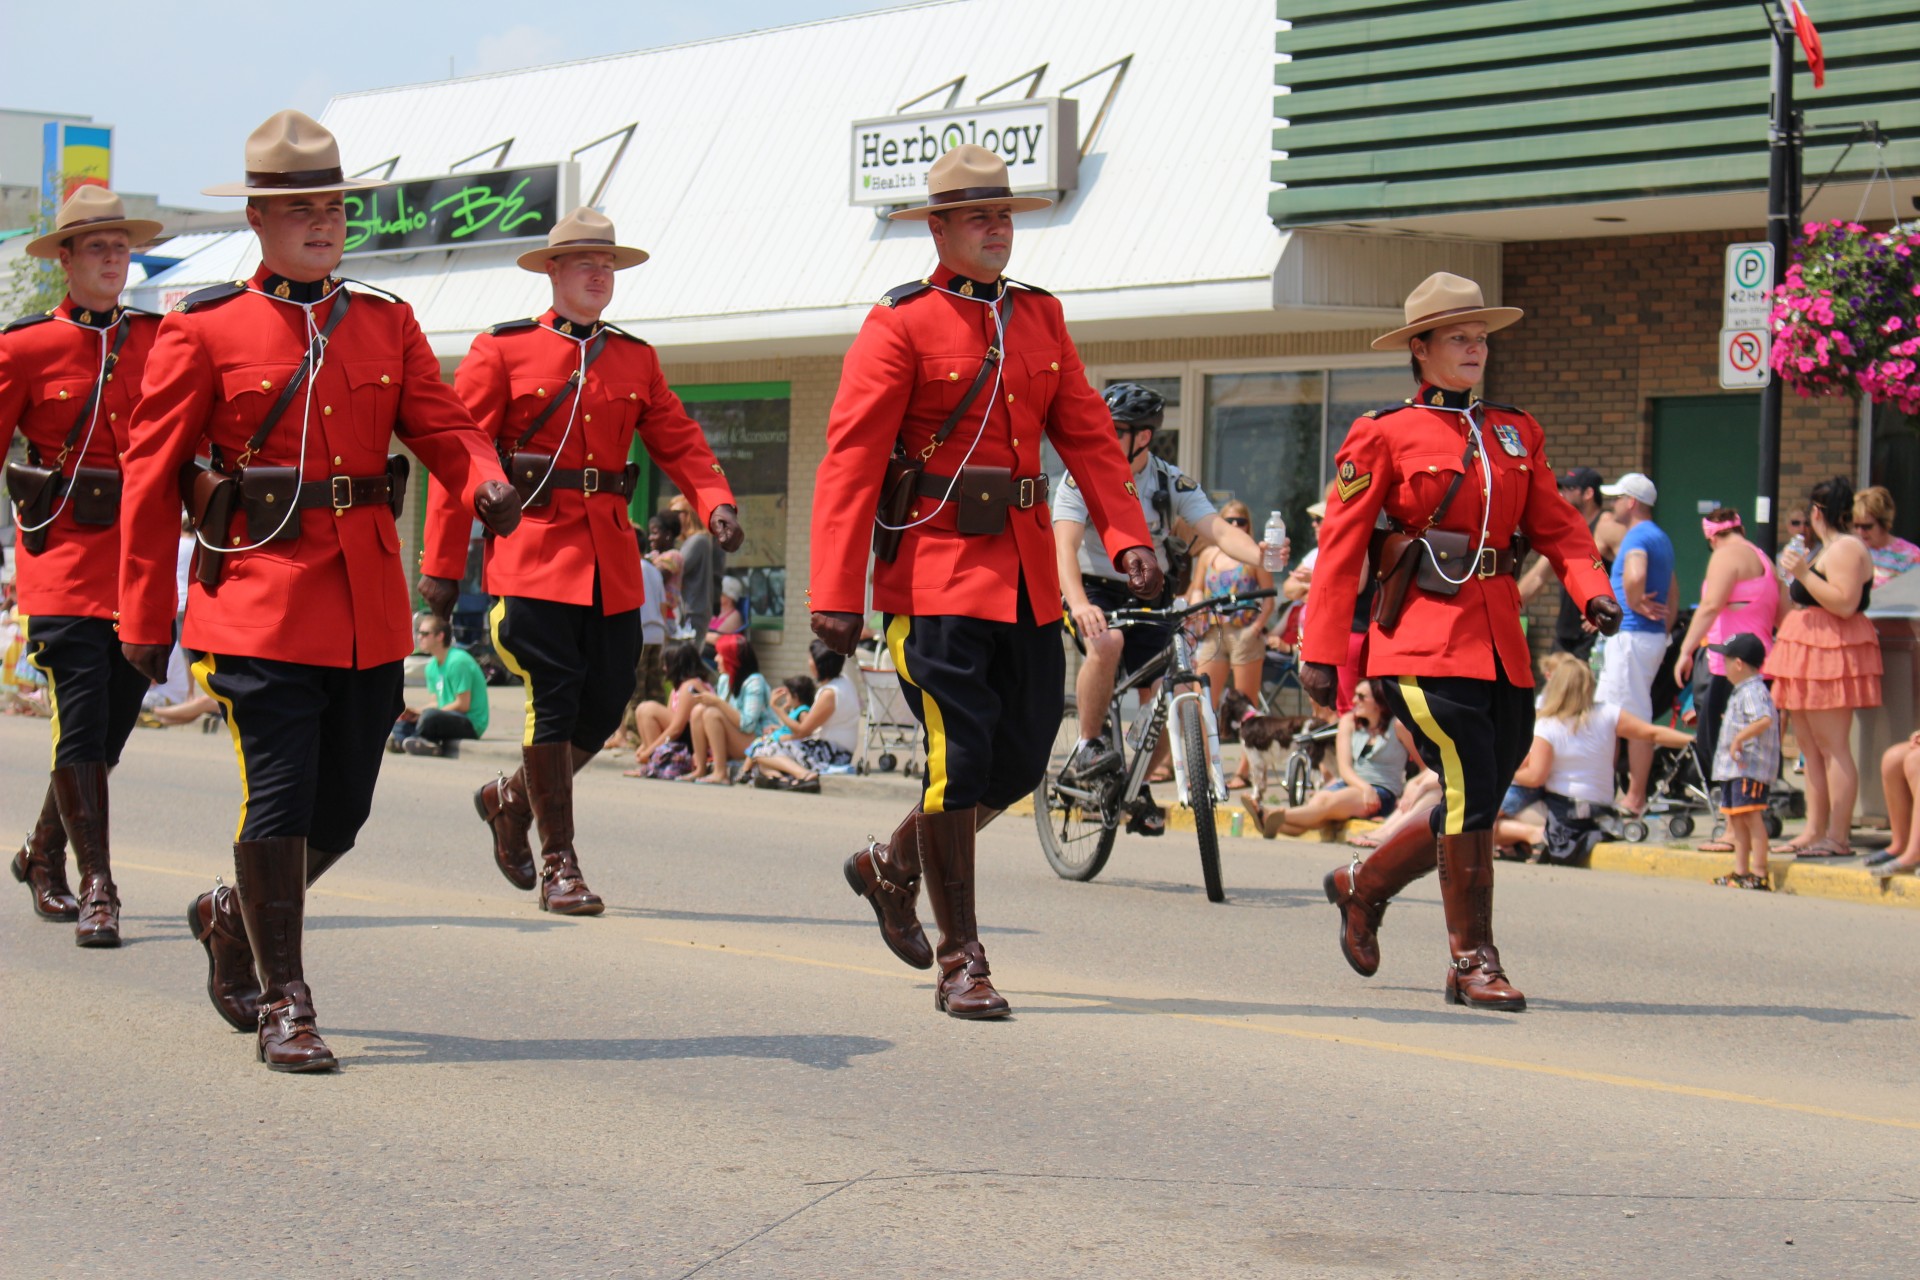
left=853, top=634, right=922, bottom=777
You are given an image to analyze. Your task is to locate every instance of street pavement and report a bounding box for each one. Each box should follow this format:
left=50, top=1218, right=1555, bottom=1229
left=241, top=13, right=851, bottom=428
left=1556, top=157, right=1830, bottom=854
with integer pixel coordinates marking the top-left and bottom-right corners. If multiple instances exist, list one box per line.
left=4, top=713, right=1915, bottom=1278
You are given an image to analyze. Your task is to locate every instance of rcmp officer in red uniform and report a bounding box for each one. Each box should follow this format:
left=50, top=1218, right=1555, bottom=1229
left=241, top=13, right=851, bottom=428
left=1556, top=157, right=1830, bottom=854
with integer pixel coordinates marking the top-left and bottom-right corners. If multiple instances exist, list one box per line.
left=1303, top=273, right=1622, bottom=1011
left=118, top=111, right=520, bottom=1071
left=811, top=146, right=1160, bottom=1019
left=419, top=209, right=741, bottom=915
left=4, top=187, right=164, bottom=946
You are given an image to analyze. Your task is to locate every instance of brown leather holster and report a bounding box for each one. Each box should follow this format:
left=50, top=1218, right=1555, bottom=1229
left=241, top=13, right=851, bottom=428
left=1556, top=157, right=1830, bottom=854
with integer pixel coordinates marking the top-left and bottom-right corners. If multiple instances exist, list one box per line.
left=181, top=463, right=239, bottom=587
left=5, top=462, right=59, bottom=555
left=871, top=453, right=921, bottom=563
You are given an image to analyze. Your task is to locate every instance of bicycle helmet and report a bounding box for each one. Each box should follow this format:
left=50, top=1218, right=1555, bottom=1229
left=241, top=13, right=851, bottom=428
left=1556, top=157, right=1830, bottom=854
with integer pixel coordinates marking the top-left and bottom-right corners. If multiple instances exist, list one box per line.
left=1103, top=382, right=1164, bottom=430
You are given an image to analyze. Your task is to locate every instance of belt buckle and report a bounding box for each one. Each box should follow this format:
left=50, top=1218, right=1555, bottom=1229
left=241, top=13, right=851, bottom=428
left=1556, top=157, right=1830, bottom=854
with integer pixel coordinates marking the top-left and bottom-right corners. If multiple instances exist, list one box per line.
left=582, top=467, right=600, bottom=495
left=1474, top=547, right=1498, bottom=578
left=1017, top=476, right=1035, bottom=509
left=330, top=475, right=352, bottom=511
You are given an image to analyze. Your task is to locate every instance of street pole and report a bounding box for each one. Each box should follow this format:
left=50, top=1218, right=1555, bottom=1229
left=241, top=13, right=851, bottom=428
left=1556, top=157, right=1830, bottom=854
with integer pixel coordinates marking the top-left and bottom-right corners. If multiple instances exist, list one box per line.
left=1756, top=3, right=1796, bottom=556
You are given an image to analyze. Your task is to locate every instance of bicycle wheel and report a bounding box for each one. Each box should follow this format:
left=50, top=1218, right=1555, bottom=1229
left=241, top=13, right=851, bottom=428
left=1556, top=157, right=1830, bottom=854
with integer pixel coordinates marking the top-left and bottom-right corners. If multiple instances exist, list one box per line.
left=1284, top=751, right=1312, bottom=807
left=1034, top=708, right=1118, bottom=881
left=1176, top=697, right=1225, bottom=903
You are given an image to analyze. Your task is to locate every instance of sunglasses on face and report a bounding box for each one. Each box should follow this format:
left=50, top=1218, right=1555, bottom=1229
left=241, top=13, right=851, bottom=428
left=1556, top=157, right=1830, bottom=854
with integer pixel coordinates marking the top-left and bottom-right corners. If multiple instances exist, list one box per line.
left=1223, top=516, right=1249, bottom=528
left=1854, top=522, right=1879, bottom=532
left=1787, top=519, right=1805, bottom=527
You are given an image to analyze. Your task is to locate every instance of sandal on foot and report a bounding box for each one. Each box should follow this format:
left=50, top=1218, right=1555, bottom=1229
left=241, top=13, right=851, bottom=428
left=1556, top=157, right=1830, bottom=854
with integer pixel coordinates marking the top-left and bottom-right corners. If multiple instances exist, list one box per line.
left=1696, top=840, right=1736, bottom=853
left=1796, top=839, right=1853, bottom=858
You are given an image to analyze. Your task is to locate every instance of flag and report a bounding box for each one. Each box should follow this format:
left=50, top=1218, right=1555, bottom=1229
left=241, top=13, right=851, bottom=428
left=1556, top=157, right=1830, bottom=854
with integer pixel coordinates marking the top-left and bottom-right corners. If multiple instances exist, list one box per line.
left=1789, top=1, right=1826, bottom=89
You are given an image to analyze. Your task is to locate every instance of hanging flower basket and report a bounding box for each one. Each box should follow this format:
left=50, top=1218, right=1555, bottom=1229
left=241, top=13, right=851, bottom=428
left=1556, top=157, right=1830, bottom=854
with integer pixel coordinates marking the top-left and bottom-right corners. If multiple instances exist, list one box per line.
left=1770, top=219, right=1920, bottom=414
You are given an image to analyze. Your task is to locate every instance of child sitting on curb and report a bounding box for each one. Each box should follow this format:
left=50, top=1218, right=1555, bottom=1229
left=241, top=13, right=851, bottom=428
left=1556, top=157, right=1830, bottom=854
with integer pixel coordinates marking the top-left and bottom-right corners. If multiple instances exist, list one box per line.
left=1708, top=633, right=1780, bottom=890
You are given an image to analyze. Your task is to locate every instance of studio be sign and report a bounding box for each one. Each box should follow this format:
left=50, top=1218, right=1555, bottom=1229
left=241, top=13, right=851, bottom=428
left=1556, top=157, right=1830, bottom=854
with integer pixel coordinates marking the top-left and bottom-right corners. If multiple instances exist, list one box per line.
left=341, top=162, right=578, bottom=257
left=849, top=98, right=1078, bottom=208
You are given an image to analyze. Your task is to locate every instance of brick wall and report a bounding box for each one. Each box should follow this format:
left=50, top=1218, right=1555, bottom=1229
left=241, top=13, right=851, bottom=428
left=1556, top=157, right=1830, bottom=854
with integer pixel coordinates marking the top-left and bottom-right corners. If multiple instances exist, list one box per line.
left=1494, top=227, right=1861, bottom=644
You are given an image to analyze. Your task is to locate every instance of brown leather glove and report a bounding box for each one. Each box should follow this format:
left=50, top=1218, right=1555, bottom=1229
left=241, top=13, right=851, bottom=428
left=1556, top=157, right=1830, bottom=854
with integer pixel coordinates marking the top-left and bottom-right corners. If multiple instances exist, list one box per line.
left=1299, top=661, right=1339, bottom=711
left=474, top=479, right=522, bottom=537
left=1585, top=595, right=1624, bottom=637
left=416, top=574, right=459, bottom=621
left=121, top=642, right=172, bottom=685
left=810, top=610, right=863, bottom=656
left=709, top=503, right=744, bottom=553
left=1117, top=546, right=1164, bottom=602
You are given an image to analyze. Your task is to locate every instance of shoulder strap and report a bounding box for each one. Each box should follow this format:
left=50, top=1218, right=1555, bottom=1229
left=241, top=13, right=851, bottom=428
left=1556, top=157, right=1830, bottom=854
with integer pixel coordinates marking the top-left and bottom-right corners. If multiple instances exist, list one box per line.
left=513, top=327, right=612, bottom=450
left=337, top=276, right=405, bottom=305
left=489, top=317, right=541, bottom=337
left=242, top=288, right=353, bottom=458
left=1421, top=434, right=1479, bottom=532
left=878, top=279, right=933, bottom=309
left=3, top=311, right=57, bottom=334
left=925, top=287, right=1016, bottom=452
left=174, top=281, right=246, bottom=313
left=57, top=317, right=136, bottom=459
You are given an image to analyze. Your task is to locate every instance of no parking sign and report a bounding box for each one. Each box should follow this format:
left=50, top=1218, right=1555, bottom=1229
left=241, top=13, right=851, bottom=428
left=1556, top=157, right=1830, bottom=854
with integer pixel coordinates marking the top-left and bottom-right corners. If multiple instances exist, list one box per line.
left=1719, top=327, right=1770, bottom=388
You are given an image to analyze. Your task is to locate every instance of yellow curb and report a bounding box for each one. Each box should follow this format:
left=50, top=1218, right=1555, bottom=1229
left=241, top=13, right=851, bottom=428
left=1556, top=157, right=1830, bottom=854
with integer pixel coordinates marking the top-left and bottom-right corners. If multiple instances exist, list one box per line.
left=1587, top=842, right=1920, bottom=909
left=1009, top=793, right=1374, bottom=843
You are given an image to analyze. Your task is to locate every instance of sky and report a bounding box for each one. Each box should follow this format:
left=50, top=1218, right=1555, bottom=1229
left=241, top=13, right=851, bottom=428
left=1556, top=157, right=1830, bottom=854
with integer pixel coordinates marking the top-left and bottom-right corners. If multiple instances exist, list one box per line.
left=2, top=0, right=905, bottom=210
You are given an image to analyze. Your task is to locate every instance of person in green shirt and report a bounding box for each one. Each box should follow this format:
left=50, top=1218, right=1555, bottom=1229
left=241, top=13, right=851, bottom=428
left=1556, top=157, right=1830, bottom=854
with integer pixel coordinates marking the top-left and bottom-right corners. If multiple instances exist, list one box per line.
left=391, top=615, right=490, bottom=758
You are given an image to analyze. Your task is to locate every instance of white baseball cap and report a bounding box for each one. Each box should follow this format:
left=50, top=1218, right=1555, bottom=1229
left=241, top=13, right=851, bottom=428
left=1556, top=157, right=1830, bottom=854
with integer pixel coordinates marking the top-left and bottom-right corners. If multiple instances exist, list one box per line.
left=1600, top=472, right=1657, bottom=506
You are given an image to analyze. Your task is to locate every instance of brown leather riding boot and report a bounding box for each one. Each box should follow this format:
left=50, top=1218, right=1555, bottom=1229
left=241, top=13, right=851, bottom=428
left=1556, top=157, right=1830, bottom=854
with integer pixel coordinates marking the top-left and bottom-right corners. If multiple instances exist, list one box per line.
left=975, top=806, right=1004, bottom=831
left=523, top=743, right=603, bottom=915
left=1322, top=804, right=1439, bottom=978
left=918, top=807, right=1009, bottom=1019
left=845, top=807, right=933, bottom=970
left=54, top=763, right=118, bottom=948
left=475, top=768, right=537, bottom=890
left=11, top=782, right=77, bottom=920
left=190, top=883, right=262, bottom=1031
left=1437, top=829, right=1526, bottom=1012
left=188, top=841, right=349, bottom=1033
left=233, top=836, right=337, bottom=1071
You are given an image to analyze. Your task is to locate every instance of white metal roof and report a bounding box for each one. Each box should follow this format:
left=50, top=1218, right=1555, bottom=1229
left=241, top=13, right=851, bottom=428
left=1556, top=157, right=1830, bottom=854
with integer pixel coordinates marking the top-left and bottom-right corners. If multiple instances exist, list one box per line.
left=134, top=0, right=1298, bottom=358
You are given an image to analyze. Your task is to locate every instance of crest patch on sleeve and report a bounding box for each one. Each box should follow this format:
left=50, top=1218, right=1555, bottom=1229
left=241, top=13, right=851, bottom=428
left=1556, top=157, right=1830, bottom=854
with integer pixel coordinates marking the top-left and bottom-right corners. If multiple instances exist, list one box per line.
left=1335, top=459, right=1371, bottom=501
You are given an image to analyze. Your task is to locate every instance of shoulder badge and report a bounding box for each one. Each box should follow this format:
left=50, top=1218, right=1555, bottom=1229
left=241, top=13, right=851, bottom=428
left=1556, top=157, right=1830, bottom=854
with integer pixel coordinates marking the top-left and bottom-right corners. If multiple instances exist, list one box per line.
left=1063, top=474, right=1078, bottom=489
left=600, top=322, right=649, bottom=346
left=337, top=276, right=404, bottom=305
left=1335, top=458, right=1372, bottom=502
left=878, top=279, right=933, bottom=309
left=2, top=310, right=57, bottom=334
left=1004, top=276, right=1053, bottom=298
left=487, top=317, right=541, bottom=337
left=172, top=281, right=247, bottom=313
left=1174, top=475, right=1198, bottom=493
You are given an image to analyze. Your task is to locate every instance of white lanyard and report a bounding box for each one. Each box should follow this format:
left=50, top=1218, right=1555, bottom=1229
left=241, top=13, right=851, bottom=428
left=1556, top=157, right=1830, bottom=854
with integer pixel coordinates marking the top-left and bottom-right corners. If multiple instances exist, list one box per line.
left=1419, top=403, right=1495, bottom=588
left=515, top=324, right=592, bottom=510
left=11, top=314, right=116, bottom=535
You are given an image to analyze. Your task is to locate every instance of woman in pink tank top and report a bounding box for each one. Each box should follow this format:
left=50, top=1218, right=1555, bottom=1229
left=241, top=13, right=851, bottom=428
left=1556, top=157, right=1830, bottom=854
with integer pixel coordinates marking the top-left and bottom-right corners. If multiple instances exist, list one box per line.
left=1672, top=509, right=1778, bottom=849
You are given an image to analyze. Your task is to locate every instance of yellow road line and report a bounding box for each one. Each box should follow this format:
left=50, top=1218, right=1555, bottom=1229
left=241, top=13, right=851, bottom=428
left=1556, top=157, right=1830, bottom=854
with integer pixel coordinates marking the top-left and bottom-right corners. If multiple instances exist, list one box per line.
left=104, top=853, right=1920, bottom=1132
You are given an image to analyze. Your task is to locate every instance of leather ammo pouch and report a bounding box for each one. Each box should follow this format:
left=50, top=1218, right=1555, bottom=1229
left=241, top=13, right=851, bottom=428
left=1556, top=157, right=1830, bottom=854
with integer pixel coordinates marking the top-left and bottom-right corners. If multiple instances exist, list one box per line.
left=5, top=461, right=59, bottom=555
left=507, top=451, right=556, bottom=508
left=68, top=466, right=121, bottom=525
left=182, top=462, right=240, bottom=587
left=951, top=466, right=1016, bottom=537
left=871, top=453, right=920, bottom=563
left=240, top=466, right=303, bottom=543
left=1414, top=529, right=1474, bottom=596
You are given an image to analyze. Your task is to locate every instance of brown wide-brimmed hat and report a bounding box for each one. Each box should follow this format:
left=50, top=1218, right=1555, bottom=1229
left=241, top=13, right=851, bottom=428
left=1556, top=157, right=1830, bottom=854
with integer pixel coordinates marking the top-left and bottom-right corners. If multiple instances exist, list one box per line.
left=515, top=207, right=649, bottom=272
left=1370, top=272, right=1523, bottom=351
left=25, top=185, right=164, bottom=259
left=886, top=144, right=1053, bottom=221
left=202, top=109, right=384, bottom=197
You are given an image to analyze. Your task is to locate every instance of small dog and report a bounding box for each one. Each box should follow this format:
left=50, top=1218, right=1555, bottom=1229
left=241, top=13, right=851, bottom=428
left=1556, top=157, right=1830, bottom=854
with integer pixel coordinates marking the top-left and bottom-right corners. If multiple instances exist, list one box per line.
left=1218, top=687, right=1321, bottom=799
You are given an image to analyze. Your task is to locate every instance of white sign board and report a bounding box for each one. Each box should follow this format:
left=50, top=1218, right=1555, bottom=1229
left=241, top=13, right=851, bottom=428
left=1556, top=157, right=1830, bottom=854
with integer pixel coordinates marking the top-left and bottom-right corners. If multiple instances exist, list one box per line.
left=1723, top=241, right=1774, bottom=329
left=850, top=98, right=1078, bottom=208
left=1719, top=326, right=1771, bottom=388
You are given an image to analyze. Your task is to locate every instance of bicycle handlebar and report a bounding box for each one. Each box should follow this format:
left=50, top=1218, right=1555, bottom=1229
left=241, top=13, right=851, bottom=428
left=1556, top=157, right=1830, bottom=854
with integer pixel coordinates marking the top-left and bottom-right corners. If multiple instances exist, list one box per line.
left=1106, top=586, right=1278, bottom=628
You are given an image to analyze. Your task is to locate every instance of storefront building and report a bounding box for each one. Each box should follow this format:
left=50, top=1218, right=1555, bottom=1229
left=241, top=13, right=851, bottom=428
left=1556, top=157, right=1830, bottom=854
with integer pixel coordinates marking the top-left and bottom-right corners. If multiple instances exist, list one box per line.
left=132, top=0, right=1497, bottom=678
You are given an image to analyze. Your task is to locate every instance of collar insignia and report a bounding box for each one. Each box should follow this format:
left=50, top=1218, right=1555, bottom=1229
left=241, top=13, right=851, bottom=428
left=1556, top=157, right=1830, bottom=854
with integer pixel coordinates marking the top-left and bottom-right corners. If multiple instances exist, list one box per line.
left=959, top=280, right=975, bottom=297
left=274, top=281, right=291, bottom=299
left=78, top=309, right=92, bottom=325
left=1429, top=389, right=1445, bottom=405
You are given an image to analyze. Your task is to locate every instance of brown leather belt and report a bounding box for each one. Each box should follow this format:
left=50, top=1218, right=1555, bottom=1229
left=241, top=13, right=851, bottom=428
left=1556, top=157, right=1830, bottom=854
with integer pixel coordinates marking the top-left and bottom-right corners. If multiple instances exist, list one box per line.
left=545, top=465, right=638, bottom=497
left=1427, top=542, right=1521, bottom=578
left=294, top=473, right=393, bottom=511
left=914, top=468, right=1048, bottom=511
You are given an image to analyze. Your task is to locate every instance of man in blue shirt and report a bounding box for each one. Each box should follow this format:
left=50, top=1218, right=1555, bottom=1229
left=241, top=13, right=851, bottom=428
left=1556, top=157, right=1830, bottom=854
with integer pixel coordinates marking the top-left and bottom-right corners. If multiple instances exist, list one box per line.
left=1596, top=472, right=1677, bottom=813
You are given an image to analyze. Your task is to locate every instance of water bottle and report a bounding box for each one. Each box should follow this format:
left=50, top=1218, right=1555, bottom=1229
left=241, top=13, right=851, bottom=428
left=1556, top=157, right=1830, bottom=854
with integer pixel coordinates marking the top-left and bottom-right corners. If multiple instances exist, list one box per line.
left=1262, top=510, right=1287, bottom=572
left=1786, top=533, right=1807, bottom=559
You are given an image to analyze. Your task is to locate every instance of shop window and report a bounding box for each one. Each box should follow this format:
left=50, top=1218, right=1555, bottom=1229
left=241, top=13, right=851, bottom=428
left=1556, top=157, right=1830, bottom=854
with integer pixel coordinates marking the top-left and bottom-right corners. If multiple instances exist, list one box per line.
left=1324, top=367, right=1411, bottom=487
left=640, top=381, right=790, bottom=629
left=1868, top=403, right=1919, bottom=545
left=1203, top=371, right=1325, bottom=554
left=1039, top=374, right=1180, bottom=484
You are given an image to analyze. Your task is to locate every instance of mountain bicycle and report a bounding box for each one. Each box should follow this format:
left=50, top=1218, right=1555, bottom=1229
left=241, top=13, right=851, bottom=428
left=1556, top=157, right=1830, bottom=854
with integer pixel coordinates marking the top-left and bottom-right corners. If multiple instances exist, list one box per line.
left=1033, top=587, right=1277, bottom=903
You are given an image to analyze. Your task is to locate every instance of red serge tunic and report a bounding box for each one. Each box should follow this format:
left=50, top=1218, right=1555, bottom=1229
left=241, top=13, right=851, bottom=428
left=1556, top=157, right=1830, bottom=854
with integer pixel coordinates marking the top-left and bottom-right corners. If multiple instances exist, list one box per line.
left=118, top=267, right=507, bottom=668
left=1303, top=385, right=1614, bottom=685
left=419, top=310, right=736, bottom=614
left=0, top=300, right=160, bottom=619
left=809, top=267, right=1151, bottom=622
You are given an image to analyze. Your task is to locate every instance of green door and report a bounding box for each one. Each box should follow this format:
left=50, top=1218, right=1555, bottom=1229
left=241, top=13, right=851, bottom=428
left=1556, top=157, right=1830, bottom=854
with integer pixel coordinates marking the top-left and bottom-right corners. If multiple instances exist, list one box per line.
left=1650, top=394, right=1762, bottom=609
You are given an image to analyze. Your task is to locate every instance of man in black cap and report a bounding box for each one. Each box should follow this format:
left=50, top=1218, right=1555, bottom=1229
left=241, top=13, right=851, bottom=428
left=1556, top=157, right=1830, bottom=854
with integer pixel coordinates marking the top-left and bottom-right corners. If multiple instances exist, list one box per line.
left=1519, top=466, right=1622, bottom=660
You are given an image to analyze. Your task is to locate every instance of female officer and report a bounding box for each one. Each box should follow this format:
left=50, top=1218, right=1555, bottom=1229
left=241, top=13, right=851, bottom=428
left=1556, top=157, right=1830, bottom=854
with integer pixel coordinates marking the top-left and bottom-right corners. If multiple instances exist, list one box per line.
left=1300, top=273, right=1621, bottom=1012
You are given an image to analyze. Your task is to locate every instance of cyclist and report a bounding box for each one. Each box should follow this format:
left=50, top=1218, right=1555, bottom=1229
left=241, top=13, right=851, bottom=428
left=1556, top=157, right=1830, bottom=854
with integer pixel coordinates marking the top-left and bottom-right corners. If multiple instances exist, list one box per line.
left=1052, top=382, right=1272, bottom=831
